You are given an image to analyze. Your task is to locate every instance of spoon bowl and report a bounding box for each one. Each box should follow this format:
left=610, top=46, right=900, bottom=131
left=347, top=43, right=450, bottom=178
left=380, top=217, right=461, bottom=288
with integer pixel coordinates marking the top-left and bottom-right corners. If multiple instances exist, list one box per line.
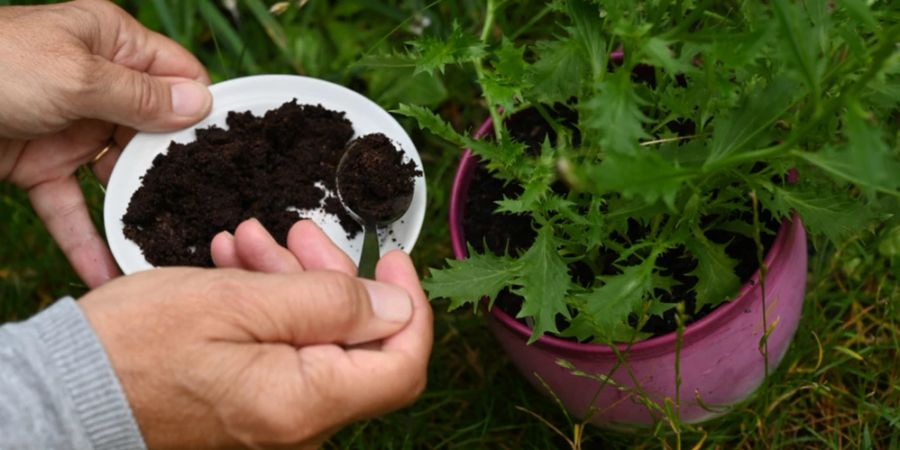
left=335, top=136, right=417, bottom=278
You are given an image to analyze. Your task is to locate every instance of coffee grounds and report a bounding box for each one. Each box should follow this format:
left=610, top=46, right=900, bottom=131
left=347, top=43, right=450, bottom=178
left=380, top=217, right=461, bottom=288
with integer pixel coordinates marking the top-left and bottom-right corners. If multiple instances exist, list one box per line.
left=336, top=133, right=422, bottom=223
left=123, top=100, right=391, bottom=267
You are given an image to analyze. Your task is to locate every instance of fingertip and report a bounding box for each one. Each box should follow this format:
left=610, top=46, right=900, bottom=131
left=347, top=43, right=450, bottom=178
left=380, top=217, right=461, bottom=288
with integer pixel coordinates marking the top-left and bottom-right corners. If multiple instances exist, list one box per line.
left=360, top=279, right=413, bottom=325
left=375, top=250, right=433, bottom=353
left=83, top=251, right=121, bottom=288
left=211, top=231, right=240, bottom=268
left=375, top=250, right=417, bottom=284
left=290, top=219, right=323, bottom=238
left=233, top=218, right=267, bottom=242
left=170, top=79, right=212, bottom=119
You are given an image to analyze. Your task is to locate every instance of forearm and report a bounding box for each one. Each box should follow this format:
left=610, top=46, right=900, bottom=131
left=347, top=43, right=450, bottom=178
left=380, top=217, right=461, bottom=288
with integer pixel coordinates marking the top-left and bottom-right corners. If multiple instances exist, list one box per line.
left=0, top=298, right=145, bottom=450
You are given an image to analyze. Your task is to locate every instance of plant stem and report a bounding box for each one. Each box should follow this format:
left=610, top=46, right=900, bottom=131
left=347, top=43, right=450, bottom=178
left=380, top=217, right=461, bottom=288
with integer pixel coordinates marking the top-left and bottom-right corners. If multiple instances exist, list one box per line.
left=472, top=0, right=505, bottom=141
left=480, top=0, right=496, bottom=42
left=511, top=3, right=553, bottom=39
left=639, top=134, right=708, bottom=146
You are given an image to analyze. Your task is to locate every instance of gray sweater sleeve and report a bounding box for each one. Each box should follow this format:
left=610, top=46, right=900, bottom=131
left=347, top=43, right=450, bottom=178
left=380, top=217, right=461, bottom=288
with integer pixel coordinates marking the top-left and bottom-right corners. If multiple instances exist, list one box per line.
left=0, top=298, right=146, bottom=450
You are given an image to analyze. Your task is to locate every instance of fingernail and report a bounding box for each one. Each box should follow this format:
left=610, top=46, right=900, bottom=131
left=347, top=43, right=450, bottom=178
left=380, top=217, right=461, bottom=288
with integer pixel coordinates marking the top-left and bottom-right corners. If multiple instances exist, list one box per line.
left=363, top=280, right=413, bottom=323
left=171, top=81, right=210, bottom=116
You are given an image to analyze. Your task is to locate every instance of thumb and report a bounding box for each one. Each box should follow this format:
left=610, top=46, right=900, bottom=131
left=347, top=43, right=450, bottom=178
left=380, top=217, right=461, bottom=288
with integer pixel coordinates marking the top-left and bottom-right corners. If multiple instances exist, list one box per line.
left=222, top=270, right=414, bottom=346
left=79, top=59, right=212, bottom=131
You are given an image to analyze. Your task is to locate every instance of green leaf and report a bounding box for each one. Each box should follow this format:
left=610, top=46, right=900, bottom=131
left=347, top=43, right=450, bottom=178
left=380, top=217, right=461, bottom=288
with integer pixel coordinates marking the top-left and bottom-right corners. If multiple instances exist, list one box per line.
left=367, top=67, right=448, bottom=109
left=495, top=140, right=555, bottom=213
left=567, top=0, right=607, bottom=81
left=513, top=226, right=572, bottom=342
left=395, top=104, right=528, bottom=181
left=772, top=0, right=824, bottom=95
left=423, top=249, right=518, bottom=311
left=563, top=259, right=655, bottom=342
left=878, top=224, right=900, bottom=258
left=409, top=22, right=486, bottom=76
left=685, top=232, right=742, bottom=309
left=395, top=103, right=468, bottom=144
left=482, top=38, right=530, bottom=111
left=705, top=77, right=800, bottom=166
left=837, top=0, right=878, bottom=31
left=580, top=70, right=649, bottom=155
left=493, top=37, right=529, bottom=80
left=583, top=152, right=694, bottom=208
left=798, top=107, right=900, bottom=197
left=642, top=37, right=693, bottom=76
left=710, top=24, right=775, bottom=67
left=197, top=0, right=259, bottom=71
left=528, top=36, right=588, bottom=103
left=766, top=186, right=878, bottom=244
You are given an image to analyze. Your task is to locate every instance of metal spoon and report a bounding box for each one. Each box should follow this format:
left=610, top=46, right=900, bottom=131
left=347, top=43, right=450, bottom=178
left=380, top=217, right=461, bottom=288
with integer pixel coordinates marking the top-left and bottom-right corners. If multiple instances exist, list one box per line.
left=335, top=141, right=414, bottom=278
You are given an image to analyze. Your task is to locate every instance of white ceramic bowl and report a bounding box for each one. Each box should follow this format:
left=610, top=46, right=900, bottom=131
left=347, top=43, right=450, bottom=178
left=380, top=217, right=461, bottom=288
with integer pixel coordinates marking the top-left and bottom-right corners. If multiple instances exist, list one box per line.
left=104, top=75, right=426, bottom=274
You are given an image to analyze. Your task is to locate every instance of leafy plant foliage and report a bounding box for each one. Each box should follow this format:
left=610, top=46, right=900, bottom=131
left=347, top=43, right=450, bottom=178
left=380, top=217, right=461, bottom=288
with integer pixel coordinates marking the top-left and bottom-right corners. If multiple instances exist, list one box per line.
left=403, top=0, right=899, bottom=342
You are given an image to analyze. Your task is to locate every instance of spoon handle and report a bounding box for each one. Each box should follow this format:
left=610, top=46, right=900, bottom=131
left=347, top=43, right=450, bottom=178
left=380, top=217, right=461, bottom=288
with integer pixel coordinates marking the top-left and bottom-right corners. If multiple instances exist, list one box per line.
left=358, top=221, right=379, bottom=279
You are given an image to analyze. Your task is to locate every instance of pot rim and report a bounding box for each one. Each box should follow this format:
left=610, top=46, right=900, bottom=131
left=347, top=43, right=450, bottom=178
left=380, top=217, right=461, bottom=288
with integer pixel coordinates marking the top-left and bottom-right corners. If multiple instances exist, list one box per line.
left=449, top=117, right=801, bottom=356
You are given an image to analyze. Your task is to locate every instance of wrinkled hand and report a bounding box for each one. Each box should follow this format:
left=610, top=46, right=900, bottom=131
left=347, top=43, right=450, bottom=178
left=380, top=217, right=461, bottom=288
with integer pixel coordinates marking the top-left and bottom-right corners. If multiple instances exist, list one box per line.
left=0, top=0, right=212, bottom=287
left=80, top=220, right=433, bottom=449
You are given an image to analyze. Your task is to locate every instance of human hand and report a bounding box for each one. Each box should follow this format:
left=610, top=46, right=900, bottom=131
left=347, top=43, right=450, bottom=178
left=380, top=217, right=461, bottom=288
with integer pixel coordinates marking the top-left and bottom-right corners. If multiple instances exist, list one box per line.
left=0, top=0, right=212, bottom=288
left=79, top=220, right=432, bottom=449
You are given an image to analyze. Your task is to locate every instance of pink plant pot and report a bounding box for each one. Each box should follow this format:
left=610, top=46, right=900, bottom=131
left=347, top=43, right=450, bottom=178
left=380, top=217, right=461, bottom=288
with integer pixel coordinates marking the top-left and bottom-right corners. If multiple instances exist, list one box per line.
left=449, top=119, right=808, bottom=427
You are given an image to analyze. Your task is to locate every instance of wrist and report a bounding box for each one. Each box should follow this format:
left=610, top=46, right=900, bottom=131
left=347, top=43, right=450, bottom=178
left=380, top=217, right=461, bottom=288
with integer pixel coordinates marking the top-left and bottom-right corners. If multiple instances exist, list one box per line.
left=34, top=298, right=147, bottom=450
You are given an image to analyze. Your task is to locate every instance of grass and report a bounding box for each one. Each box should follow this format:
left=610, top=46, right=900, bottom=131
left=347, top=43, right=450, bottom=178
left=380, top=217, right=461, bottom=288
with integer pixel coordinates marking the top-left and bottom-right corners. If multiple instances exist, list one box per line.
left=1, top=1, right=898, bottom=448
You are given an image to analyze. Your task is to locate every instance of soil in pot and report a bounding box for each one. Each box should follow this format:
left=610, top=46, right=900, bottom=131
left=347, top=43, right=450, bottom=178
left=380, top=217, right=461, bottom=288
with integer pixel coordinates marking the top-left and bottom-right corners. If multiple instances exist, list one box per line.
left=123, top=100, right=419, bottom=267
left=464, top=107, right=777, bottom=338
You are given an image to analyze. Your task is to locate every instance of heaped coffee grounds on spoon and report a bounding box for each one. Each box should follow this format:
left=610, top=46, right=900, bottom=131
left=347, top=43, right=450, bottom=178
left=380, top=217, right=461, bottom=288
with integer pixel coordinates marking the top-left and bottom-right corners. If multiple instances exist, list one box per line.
left=122, top=100, right=410, bottom=267
left=336, top=133, right=423, bottom=223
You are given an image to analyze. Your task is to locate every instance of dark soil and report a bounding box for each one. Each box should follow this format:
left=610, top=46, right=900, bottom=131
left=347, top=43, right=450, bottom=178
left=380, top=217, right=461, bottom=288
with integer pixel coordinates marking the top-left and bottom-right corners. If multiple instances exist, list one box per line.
left=336, top=133, right=422, bottom=223
left=463, top=107, right=775, bottom=339
left=122, top=100, right=410, bottom=267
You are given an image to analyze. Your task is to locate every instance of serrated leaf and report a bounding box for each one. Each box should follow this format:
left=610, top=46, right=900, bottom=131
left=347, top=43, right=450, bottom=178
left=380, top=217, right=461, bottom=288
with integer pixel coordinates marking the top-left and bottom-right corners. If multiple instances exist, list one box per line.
left=766, top=186, right=878, bottom=244
left=685, top=232, right=742, bottom=309
left=711, top=24, right=775, bottom=67
left=528, top=36, right=588, bottom=103
left=705, top=77, right=800, bottom=166
left=580, top=70, right=648, bottom=155
left=395, top=104, right=528, bottom=181
left=647, top=298, right=677, bottom=317
left=423, top=249, right=518, bottom=311
left=367, top=67, right=448, bottom=108
left=482, top=38, right=530, bottom=111
left=567, top=0, right=606, bottom=81
left=494, top=140, right=556, bottom=213
left=798, top=107, right=900, bottom=197
left=395, top=103, right=465, bottom=143
left=583, top=152, right=693, bottom=208
left=563, top=259, right=655, bottom=342
left=512, top=226, right=572, bottom=342
left=495, top=179, right=547, bottom=214
left=642, top=37, right=694, bottom=76
left=492, top=37, right=527, bottom=80
left=409, top=22, right=485, bottom=76
left=773, top=0, right=824, bottom=95
left=837, top=0, right=878, bottom=31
